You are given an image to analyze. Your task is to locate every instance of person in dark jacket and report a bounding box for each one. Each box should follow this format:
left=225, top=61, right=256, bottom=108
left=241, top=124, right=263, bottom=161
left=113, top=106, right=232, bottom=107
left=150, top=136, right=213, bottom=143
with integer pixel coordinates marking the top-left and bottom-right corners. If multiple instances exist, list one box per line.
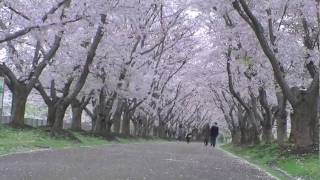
left=186, top=132, right=192, bottom=144
left=202, top=123, right=210, bottom=146
left=210, top=122, right=219, bottom=147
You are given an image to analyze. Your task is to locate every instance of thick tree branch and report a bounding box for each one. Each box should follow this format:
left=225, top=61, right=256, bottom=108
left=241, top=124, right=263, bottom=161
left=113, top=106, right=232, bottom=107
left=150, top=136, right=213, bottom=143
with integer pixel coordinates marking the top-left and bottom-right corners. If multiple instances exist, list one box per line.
left=226, top=47, right=250, bottom=112
left=27, top=34, right=63, bottom=91
left=34, top=81, right=52, bottom=105
left=50, top=80, right=58, bottom=99
left=65, top=14, right=106, bottom=102
left=0, top=26, right=39, bottom=44
left=233, top=0, right=296, bottom=104
left=5, top=5, right=31, bottom=21
left=84, top=107, right=95, bottom=119
left=62, top=77, right=74, bottom=98
left=0, top=0, right=73, bottom=44
left=0, top=63, right=19, bottom=86
left=160, top=61, right=186, bottom=94
left=42, top=0, right=70, bottom=22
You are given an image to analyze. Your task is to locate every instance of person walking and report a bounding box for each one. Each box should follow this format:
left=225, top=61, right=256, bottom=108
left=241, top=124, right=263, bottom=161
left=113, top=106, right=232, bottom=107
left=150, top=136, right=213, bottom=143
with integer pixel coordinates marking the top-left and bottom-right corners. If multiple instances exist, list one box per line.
left=186, top=132, right=192, bottom=144
left=202, top=123, right=210, bottom=146
left=210, top=122, right=219, bottom=147
left=177, top=124, right=184, bottom=141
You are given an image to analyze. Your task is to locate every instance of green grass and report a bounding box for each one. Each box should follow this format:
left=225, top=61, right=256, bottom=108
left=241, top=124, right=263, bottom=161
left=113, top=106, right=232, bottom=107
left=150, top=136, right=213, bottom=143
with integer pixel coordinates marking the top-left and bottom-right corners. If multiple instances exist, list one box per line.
left=221, top=143, right=320, bottom=180
left=0, top=124, right=164, bottom=156
left=277, top=154, right=319, bottom=179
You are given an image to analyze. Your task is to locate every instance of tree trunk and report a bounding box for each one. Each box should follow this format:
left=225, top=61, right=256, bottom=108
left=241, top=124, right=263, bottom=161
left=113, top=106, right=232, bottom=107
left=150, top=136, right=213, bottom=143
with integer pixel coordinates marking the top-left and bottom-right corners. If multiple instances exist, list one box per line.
left=158, top=126, right=163, bottom=138
left=121, top=111, right=130, bottom=136
left=141, top=120, right=148, bottom=137
left=248, top=112, right=261, bottom=144
left=239, top=112, right=259, bottom=145
left=105, top=107, right=113, bottom=134
left=47, top=104, right=56, bottom=127
left=314, top=97, right=320, bottom=147
left=227, top=57, right=260, bottom=145
left=133, top=122, right=138, bottom=136
left=145, top=119, right=152, bottom=137
left=249, top=126, right=260, bottom=145
left=93, top=113, right=107, bottom=134
left=231, top=129, right=241, bottom=145
left=158, top=122, right=167, bottom=138
left=153, top=126, right=158, bottom=137
left=275, top=92, right=287, bottom=145
left=276, top=114, right=287, bottom=145
left=262, top=124, right=273, bottom=144
left=258, top=87, right=273, bottom=144
left=51, top=15, right=105, bottom=132
left=101, top=118, right=107, bottom=132
left=91, top=117, right=96, bottom=131
left=289, top=112, right=296, bottom=143
left=52, top=103, right=68, bottom=131
left=141, top=126, right=147, bottom=137
left=89, top=106, right=98, bottom=131
left=71, top=100, right=82, bottom=131
left=239, top=123, right=247, bottom=144
left=94, top=116, right=102, bottom=133
left=238, top=109, right=248, bottom=145
left=93, top=89, right=106, bottom=134
left=106, top=121, right=112, bottom=134
left=286, top=85, right=319, bottom=152
left=291, top=103, right=317, bottom=151
left=113, top=116, right=121, bottom=133
left=104, top=112, right=113, bottom=134
left=10, top=90, right=28, bottom=126
left=233, top=0, right=319, bottom=151
left=112, top=101, right=123, bottom=134
left=260, top=112, right=273, bottom=144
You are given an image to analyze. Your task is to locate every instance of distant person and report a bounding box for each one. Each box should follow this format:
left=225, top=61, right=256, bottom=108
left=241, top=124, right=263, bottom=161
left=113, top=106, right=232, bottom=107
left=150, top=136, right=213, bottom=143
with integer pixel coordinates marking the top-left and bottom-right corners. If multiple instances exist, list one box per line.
left=202, top=123, right=210, bottom=146
left=177, top=124, right=184, bottom=141
left=210, top=122, right=219, bottom=147
left=186, top=132, right=192, bottom=144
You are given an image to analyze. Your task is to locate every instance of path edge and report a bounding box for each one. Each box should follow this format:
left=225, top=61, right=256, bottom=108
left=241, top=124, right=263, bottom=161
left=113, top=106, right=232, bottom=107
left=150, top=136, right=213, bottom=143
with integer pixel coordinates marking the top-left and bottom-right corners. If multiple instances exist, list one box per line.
left=218, top=147, right=280, bottom=180
left=0, top=141, right=171, bottom=158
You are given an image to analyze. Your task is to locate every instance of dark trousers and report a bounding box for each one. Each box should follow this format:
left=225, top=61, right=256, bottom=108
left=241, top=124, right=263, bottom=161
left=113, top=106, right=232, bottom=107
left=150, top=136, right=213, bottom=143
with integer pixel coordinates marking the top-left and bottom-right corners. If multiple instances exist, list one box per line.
left=210, top=136, right=217, bottom=147
left=186, top=137, right=191, bottom=143
left=204, top=138, right=208, bottom=146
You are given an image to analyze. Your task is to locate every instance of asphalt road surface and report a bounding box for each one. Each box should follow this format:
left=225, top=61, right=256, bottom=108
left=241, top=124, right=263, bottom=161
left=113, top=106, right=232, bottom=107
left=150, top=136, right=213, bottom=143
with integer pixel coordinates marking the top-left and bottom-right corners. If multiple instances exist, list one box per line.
left=0, top=142, right=275, bottom=180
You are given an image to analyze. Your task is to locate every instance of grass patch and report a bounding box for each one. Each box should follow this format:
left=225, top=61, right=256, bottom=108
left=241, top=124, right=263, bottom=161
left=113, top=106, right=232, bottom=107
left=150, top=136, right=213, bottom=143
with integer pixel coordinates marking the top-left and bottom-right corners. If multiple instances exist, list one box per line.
left=0, top=124, right=165, bottom=156
left=221, top=143, right=320, bottom=180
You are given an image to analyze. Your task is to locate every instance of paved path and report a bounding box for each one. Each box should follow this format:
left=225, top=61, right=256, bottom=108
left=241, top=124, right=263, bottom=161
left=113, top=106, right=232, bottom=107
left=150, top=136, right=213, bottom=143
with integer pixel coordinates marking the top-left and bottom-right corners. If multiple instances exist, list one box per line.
left=0, top=142, right=275, bottom=180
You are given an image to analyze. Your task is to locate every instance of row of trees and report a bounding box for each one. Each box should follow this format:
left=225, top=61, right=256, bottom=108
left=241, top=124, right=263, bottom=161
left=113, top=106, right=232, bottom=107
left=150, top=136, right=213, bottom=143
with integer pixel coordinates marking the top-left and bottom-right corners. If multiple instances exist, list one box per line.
left=1, top=0, right=318, bottom=153
left=195, top=0, right=319, bottom=153
left=0, top=0, right=212, bottom=138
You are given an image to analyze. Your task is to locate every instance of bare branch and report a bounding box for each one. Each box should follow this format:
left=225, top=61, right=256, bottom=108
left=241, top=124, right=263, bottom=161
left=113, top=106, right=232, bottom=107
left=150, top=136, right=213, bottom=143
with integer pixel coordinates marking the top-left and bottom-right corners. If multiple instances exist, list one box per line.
left=5, top=5, right=31, bottom=21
